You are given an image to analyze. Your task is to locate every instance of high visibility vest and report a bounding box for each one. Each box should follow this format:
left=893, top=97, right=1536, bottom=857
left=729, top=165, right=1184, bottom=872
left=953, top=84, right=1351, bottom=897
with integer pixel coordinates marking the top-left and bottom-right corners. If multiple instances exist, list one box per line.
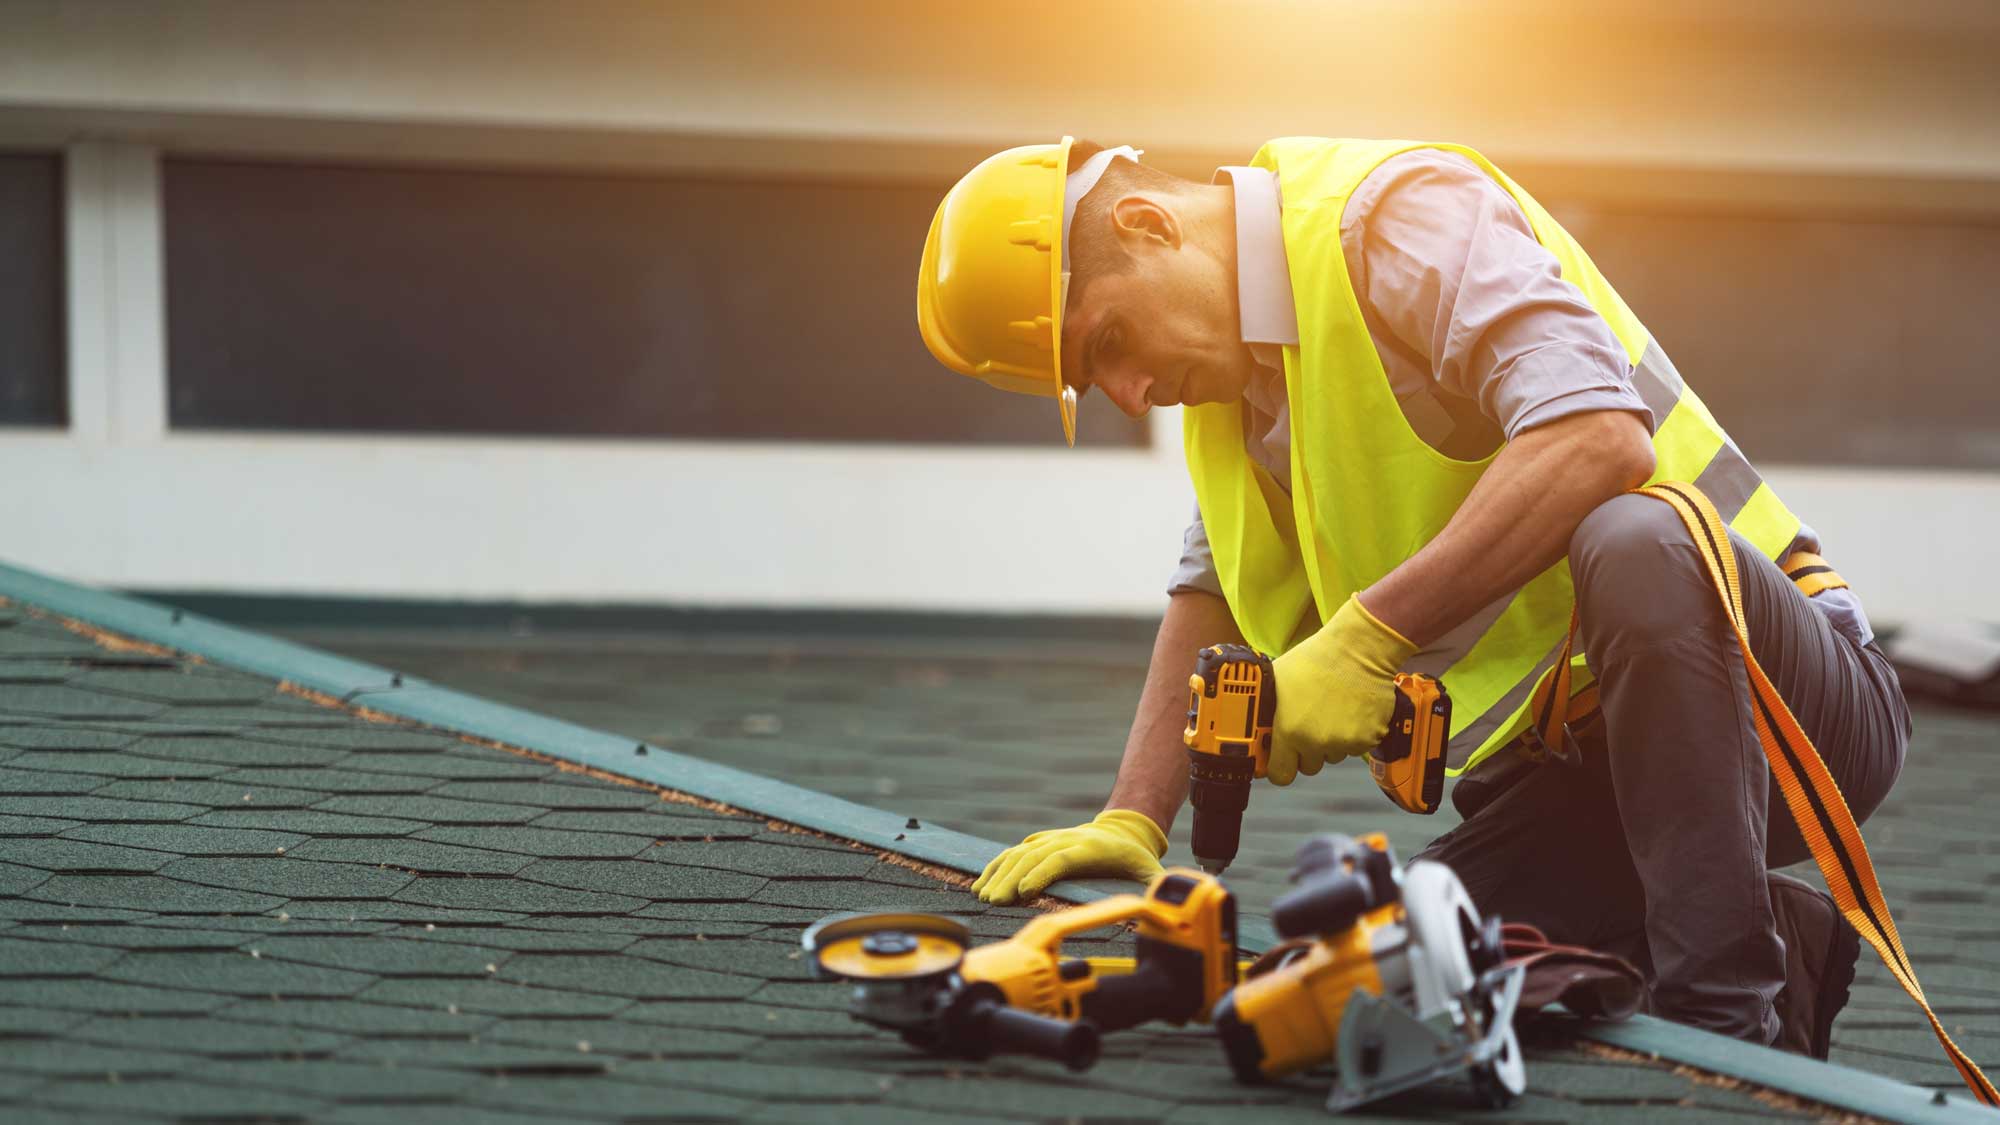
left=1184, top=138, right=1804, bottom=776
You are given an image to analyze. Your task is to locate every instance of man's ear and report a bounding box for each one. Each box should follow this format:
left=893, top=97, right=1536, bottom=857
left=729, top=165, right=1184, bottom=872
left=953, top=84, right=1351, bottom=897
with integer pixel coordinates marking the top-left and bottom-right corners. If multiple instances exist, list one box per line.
left=1110, top=194, right=1182, bottom=252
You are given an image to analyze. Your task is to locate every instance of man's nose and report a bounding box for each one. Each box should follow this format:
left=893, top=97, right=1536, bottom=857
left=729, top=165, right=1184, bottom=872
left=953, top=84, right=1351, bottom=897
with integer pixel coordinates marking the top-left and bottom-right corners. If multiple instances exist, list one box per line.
left=1100, top=369, right=1155, bottom=418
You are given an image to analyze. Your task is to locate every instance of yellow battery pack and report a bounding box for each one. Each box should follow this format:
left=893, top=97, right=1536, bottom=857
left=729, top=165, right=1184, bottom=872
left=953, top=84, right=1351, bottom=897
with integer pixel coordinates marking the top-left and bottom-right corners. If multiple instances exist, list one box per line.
left=1368, top=674, right=1449, bottom=815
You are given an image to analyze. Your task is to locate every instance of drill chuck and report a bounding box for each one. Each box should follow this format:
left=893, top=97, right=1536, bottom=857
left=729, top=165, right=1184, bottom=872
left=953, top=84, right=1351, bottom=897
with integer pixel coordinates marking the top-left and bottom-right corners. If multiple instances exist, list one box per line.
left=1188, top=748, right=1255, bottom=874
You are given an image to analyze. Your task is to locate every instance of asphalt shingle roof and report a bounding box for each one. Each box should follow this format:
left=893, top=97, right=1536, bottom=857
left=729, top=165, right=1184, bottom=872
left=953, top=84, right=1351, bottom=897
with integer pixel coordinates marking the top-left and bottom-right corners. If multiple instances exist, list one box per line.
left=293, top=625, right=2000, bottom=1102
left=0, top=597, right=1963, bottom=1121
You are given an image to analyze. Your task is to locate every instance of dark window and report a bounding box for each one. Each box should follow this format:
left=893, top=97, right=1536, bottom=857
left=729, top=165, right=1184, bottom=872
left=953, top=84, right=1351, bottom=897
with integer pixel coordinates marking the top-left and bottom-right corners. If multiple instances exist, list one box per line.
left=163, top=159, right=1146, bottom=447
left=0, top=152, right=65, bottom=427
left=1571, top=205, right=2000, bottom=470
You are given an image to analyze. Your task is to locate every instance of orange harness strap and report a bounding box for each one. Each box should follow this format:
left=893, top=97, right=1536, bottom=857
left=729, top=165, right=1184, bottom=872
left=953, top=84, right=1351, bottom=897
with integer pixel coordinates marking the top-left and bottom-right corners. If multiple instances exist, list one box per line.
left=1524, top=483, right=1996, bottom=1104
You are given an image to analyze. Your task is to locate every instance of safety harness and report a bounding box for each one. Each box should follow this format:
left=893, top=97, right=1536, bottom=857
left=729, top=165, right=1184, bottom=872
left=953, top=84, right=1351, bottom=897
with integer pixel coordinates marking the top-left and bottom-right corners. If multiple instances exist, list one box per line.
left=1518, top=482, right=1997, bottom=1105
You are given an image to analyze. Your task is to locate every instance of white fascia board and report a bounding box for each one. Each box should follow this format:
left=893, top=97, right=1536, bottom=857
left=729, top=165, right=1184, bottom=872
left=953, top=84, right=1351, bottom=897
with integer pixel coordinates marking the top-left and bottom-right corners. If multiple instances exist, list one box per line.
left=3, top=423, right=1994, bottom=625
left=0, top=418, right=1195, bottom=615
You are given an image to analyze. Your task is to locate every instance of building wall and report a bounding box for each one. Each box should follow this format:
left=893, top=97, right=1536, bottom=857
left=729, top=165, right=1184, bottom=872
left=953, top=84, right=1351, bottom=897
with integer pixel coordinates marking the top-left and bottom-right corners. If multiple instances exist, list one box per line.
left=2, top=0, right=1997, bottom=622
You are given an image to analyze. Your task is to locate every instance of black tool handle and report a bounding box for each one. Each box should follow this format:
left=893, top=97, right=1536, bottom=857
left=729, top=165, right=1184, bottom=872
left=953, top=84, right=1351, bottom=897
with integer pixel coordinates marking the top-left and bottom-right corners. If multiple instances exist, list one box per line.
left=966, top=998, right=1101, bottom=1071
left=1082, top=971, right=1194, bottom=1032
left=1271, top=870, right=1374, bottom=940
left=1080, top=938, right=1208, bottom=1032
left=945, top=984, right=1100, bottom=1071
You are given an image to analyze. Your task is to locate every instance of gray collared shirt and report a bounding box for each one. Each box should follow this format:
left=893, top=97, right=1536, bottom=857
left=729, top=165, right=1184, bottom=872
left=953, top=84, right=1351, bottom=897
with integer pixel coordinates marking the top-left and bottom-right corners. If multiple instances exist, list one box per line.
left=1170, top=149, right=1871, bottom=646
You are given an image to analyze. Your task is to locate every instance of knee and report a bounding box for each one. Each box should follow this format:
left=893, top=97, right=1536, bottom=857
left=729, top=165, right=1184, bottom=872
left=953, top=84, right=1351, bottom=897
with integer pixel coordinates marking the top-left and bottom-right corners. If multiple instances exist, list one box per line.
left=1570, top=494, right=1691, bottom=589
left=1569, top=494, right=1706, bottom=642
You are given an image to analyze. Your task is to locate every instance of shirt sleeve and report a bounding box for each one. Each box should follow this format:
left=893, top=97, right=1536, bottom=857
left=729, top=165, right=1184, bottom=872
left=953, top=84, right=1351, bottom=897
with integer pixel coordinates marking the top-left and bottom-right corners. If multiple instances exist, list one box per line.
left=1344, top=150, right=1653, bottom=440
left=1167, top=503, right=1227, bottom=599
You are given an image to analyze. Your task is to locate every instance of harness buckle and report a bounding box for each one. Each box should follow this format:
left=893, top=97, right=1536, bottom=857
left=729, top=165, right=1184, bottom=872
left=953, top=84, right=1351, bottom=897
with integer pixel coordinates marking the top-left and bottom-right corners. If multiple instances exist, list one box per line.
left=1518, top=721, right=1583, bottom=767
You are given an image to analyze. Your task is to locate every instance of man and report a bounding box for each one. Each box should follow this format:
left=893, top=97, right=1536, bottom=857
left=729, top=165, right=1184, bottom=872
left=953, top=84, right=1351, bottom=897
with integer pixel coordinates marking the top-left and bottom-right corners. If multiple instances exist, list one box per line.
left=913, top=137, right=1908, bottom=1056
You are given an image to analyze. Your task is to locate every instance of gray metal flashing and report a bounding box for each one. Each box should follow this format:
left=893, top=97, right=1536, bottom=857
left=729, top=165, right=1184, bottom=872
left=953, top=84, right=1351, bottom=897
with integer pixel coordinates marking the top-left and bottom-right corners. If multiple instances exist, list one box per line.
left=0, top=561, right=1987, bottom=1123
left=1582, top=1012, right=1988, bottom=1124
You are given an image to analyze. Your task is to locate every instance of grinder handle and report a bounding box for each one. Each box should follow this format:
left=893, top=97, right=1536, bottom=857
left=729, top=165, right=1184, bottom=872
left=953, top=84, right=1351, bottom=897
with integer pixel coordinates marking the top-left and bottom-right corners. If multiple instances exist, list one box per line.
left=1080, top=961, right=1203, bottom=1032
left=961, top=996, right=1101, bottom=1071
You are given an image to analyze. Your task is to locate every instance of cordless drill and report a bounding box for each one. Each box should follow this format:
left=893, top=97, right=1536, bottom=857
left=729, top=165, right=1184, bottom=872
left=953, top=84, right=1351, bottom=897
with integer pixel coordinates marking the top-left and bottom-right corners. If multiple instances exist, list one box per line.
left=1183, top=644, right=1451, bottom=874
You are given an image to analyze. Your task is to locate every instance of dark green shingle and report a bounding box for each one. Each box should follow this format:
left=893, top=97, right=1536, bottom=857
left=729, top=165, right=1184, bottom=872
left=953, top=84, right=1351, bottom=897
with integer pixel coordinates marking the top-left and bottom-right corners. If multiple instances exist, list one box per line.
left=455, top=1075, right=751, bottom=1120
left=0, top=899, right=154, bottom=923
left=427, top=780, right=662, bottom=811
left=0, top=814, right=84, bottom=836
left=281, top=837, right=533, bottom=875
left=27, top=1075, right=326, bottom=1117
left=416, top=826, right=653, bottom=858
left=0, top=862, right=48, bottom=897
left=252, top=728, right=463, bottom=752
left=98, top=951, right=376, bottom=997
left=528, top=810, right=760, bottom=839
left=250, top=934, right=506, bottom=977
left=0, top=796, right=203, bottom=822
left=66, top=1015, right=349, bottom=1055
left=216, top=996, right=494, bottom=1035
left=156, top=857, right=415, bottom=900
left=314, top=793, right=545, bottom=824
left=626, top=938, right=806, bottom=979
left=90, top=777, right=329, bottom=806
left=395, top=877, right=644, bottom=916
left=0, top=685, right=165, bottom=720
left=621, top=1000, right=867, bottom=1038
left=212, top=766, right=433, bottom=793
left=126, top=735, right=349, bottom=768
left=516, top=859, right=765, bottom=902
left=28, top=873, right=286, bottom=914
left=333, top=752, right=552, bottom=781
left=0, top=1040, right=193, bottom=1076
left=5, top=924, right=253, bottom=950
left=71, top=669, right=277, bottom=706
left=483, top=1017, right=757, bottom=1057
left=278, top=901, right=528, bottom=926
left=0, top=727, right=137, bottom=751
left=2, top=836, right=171, bottom=872
left=189, top=1057, right=481, bottom=1099
left=192, top=809, right=425, bottom=836
left=613, top=1057, right=891, bottom=1099
left=354, top=977, right=634, bottom=1018
left=334, top=1037, right=607, bottom=1073
left=378, top=927, right=634, bottom=954
left=494, top=953, right=762, bottom=1000
left=0, top=767, right=107, bottom=794
left=0, top=1005, right=91, bottom=1035
left=60, top=822, right=307, bottom=855
left=0, top=934, right=128, bottom=975
left=0, top=977, right=234, bottom=1015
left=646, top=839, right=879, bottom=878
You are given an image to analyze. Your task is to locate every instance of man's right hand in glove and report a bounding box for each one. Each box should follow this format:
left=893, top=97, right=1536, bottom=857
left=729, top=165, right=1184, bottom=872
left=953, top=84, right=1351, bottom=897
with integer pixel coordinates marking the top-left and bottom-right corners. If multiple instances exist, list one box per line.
left=970, top=809, right=1167, bottom=905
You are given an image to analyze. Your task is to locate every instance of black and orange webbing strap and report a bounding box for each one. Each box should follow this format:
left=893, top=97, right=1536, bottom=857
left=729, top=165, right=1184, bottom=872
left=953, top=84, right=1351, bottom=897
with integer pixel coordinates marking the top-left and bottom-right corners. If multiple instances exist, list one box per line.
left=1782, top=550, right=1851, bottom=600
left=1527, top=482, right=1996, bottom=1104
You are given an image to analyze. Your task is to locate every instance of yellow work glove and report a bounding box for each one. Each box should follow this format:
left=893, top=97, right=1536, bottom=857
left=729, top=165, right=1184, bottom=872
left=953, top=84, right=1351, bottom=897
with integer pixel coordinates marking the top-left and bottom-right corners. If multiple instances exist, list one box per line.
left=1269, top=594, right=1419, bottom=786
left=970, top=809, right=1167, bottom=905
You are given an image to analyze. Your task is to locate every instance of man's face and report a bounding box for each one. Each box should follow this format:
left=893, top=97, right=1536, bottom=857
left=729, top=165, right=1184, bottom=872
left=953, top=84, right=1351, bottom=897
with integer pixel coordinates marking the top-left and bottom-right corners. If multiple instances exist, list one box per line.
left=1061, top=204, right=1258, bottom=418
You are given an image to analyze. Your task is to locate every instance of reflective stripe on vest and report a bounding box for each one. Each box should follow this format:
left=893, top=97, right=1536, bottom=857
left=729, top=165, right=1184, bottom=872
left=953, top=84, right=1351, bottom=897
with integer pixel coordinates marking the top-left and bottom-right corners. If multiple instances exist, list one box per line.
left=1183, top=137, right=1806, bottom=776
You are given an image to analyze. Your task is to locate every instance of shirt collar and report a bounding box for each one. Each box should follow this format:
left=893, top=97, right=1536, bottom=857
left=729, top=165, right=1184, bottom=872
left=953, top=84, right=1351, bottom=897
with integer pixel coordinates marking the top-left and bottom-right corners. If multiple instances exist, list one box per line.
left=1213, top=166, right=1299, bottom=349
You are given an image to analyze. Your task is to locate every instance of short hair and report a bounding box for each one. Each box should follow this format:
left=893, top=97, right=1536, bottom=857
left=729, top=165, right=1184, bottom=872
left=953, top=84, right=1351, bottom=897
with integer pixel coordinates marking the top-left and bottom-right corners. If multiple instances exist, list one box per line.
left=1064, top=140, right=1190, bottom=318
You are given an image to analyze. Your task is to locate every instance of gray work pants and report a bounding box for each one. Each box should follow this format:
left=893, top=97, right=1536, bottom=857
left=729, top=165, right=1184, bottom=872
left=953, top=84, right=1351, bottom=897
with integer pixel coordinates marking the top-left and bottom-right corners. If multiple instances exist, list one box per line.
left=1415, top=494, right=1911, bottom=1044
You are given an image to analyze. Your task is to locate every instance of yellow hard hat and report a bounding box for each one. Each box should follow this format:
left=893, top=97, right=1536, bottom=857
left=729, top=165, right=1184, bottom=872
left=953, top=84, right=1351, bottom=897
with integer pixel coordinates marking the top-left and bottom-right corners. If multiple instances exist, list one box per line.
left=917, top=137, right=1079, bottom=445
